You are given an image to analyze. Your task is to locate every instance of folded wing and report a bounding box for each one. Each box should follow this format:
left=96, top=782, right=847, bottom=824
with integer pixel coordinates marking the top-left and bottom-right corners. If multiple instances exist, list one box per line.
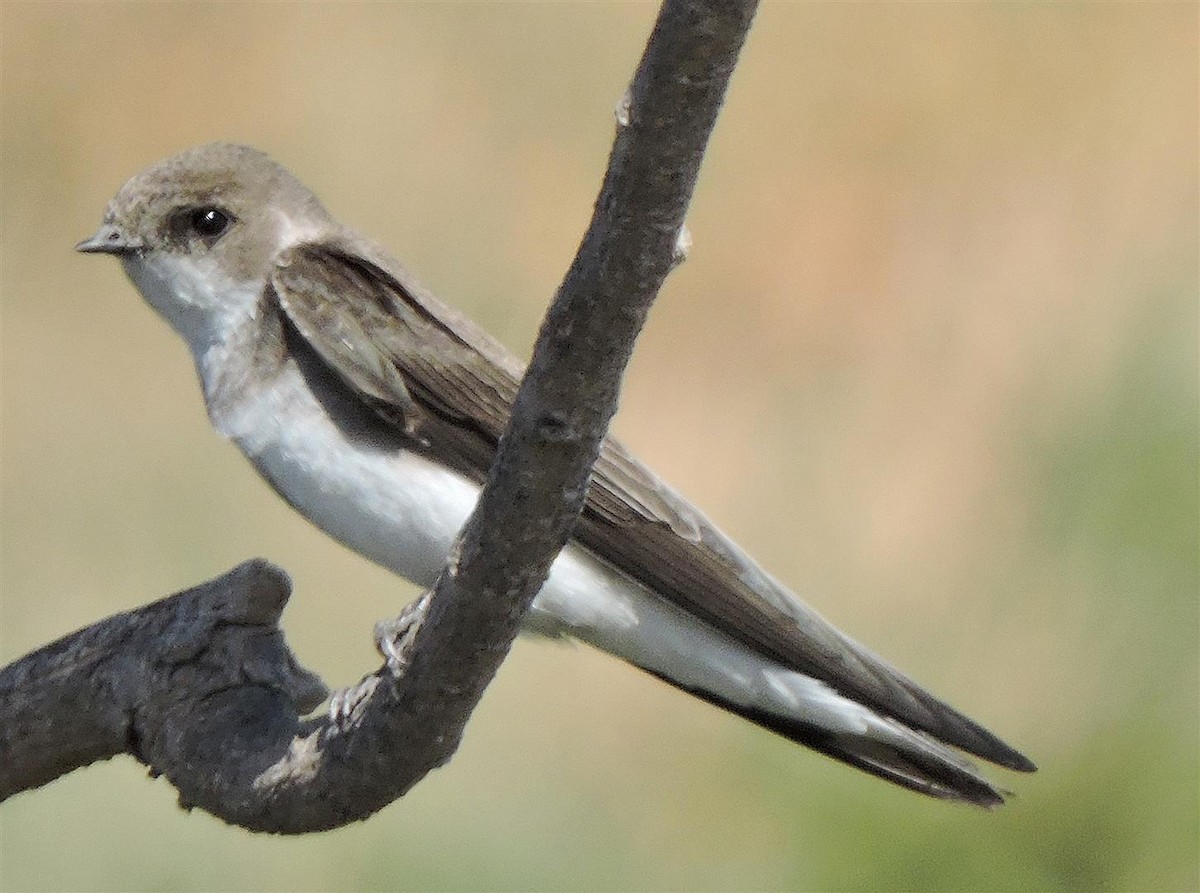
left=272, top=240, right=1036, bottom=783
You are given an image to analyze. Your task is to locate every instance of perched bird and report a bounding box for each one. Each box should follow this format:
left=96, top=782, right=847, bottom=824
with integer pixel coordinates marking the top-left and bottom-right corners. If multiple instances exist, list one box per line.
left=78, top=143, right=1034, bottom=806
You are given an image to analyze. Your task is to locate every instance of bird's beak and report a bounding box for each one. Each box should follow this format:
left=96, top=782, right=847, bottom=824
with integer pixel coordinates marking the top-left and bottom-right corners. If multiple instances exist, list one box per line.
left=76, top=223, right=143, bottom=255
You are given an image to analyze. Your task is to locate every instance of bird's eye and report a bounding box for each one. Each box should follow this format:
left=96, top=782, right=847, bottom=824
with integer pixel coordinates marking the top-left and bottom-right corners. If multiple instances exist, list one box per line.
left=170, top=206, right=235, bottom=246
left=189, top=207, right=232, bottom=239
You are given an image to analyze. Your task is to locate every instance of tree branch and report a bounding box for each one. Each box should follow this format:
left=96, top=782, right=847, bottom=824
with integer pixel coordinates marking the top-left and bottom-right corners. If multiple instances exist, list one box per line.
left=0, top=0, right=759, bottom=831
left=0, top=561, right=327, bottom=805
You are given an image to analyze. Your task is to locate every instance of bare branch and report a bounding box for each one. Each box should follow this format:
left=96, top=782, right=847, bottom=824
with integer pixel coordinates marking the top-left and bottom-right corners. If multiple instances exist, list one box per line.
left=0, top=561, right=327, bottom=808
left=0, top=0, right=759, bottom=831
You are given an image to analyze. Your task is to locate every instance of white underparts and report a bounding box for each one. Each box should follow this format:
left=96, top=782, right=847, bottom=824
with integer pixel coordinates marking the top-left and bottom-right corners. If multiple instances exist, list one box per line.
left=222, top=360, right=879, bottom=738
left=125, top=248, right=890, bottom=744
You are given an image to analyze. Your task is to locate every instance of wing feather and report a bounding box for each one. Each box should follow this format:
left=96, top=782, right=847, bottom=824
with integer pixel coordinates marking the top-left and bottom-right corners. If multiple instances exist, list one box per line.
left=271, top=240, right=1033, bottom=772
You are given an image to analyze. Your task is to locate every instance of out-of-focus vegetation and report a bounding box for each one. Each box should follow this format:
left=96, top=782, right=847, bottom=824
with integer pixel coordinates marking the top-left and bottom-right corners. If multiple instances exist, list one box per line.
left=2, top=3, right=1195, bottom=890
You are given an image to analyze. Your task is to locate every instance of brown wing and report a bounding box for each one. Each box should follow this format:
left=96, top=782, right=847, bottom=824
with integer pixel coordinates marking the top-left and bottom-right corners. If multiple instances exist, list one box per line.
left=272, top=240, right=1033, bottom=772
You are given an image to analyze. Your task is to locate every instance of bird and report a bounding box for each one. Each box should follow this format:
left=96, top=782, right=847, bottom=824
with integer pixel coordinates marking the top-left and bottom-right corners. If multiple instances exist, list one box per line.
left=77, top=142, right=1035, bottom=806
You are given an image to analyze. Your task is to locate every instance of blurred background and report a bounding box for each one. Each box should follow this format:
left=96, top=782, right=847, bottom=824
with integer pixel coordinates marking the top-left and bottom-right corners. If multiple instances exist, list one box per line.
left=2, top=2, right=1196, bottom=890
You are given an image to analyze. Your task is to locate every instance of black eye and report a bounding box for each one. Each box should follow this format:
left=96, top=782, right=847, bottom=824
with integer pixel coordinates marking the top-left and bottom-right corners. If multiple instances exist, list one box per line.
left=189, top=207, right=232, bottom=240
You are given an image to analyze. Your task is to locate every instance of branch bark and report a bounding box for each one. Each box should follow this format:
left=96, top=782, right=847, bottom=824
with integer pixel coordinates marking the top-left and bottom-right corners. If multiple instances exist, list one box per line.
left=0, top=0, right=759, bottom=831
left=0, top=561, right=327, bottom=805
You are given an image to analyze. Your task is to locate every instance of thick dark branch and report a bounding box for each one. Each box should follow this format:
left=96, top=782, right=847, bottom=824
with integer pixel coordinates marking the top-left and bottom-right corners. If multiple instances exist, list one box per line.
left=0, top=561, right=327, bottom=806
left=0, top=0, right=759, bottom=831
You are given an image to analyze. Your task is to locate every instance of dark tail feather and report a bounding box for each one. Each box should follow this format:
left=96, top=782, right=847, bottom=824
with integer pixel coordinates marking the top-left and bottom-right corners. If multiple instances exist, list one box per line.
left=640, top=667, right=1015, bottom=808
left=743, top=702, right=1009, bottom=807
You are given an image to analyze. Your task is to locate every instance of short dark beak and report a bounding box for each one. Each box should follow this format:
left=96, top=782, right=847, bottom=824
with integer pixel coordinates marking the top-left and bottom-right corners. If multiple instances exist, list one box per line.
left=76, top=224, right=143, bottom=255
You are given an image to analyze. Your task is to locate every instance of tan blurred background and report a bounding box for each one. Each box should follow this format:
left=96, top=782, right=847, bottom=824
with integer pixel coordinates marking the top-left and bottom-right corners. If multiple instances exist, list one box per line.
left=2, top=2, right=1196, bottom=890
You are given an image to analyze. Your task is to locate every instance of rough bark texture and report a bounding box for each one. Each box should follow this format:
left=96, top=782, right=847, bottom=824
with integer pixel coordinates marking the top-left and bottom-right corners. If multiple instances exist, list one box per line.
left=0, top=0, right=759, bottom=832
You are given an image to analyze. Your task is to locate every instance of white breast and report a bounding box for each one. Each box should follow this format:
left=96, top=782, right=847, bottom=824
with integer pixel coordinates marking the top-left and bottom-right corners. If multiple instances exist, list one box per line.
left=226, top=364, right=478, bottom=588
left=215, top=359, right=872, bottom=738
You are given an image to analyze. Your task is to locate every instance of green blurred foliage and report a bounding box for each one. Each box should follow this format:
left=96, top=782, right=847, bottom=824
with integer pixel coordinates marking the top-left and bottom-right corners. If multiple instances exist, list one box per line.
left=1, top=2, right=1196, bottom=890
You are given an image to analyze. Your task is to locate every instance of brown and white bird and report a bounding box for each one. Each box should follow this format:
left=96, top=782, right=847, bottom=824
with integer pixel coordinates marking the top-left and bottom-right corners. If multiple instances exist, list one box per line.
left=78, top=143, right=1035, bottom=806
